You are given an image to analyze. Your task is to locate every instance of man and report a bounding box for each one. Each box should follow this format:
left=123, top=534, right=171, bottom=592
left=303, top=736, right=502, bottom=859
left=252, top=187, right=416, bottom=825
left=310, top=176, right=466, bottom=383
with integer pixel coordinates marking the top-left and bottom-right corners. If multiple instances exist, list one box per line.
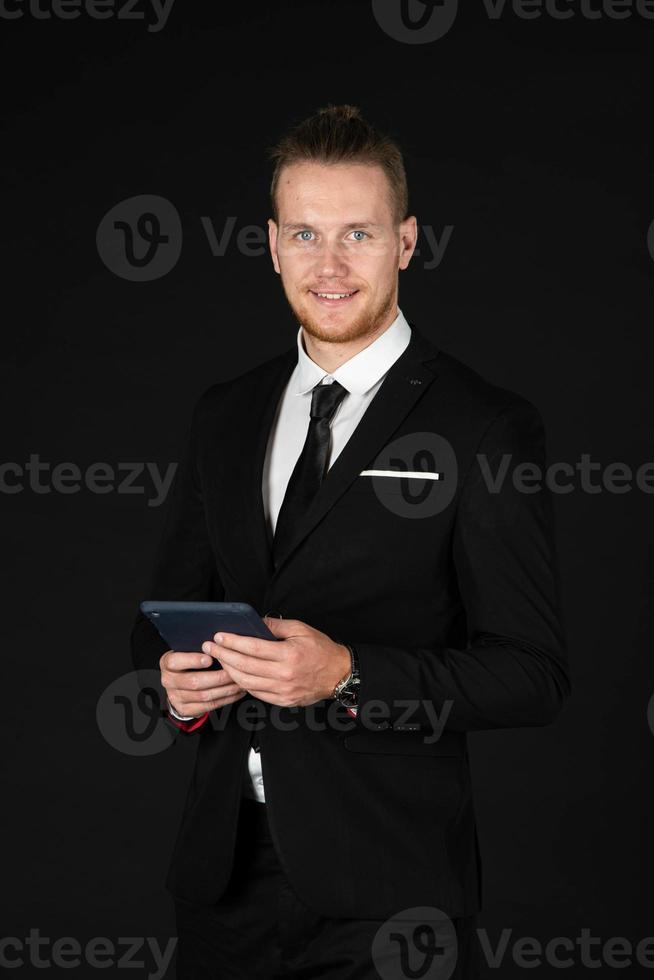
left=130, top=104, right=570, bottom=979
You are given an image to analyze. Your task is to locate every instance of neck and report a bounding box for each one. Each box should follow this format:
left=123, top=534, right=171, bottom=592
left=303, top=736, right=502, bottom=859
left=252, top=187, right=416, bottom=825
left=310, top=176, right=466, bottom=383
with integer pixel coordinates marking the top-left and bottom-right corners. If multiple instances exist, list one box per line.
left=301, top=304, right=399, bottom=375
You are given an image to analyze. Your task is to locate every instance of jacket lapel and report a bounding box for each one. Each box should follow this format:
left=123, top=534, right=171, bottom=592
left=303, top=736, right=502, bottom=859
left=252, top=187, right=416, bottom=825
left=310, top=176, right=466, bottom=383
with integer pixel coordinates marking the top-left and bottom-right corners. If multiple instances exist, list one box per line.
left=243, top=345, right=298, bottom=585
left=239, top=323, right=441, bottom=585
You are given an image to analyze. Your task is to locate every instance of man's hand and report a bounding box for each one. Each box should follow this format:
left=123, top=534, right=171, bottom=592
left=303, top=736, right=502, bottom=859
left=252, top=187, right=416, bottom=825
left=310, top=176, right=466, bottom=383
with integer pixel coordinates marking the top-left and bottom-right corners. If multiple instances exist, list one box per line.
left=200, top=617, right=351, bottom=708
left=159, top=650, right=247, bottom=718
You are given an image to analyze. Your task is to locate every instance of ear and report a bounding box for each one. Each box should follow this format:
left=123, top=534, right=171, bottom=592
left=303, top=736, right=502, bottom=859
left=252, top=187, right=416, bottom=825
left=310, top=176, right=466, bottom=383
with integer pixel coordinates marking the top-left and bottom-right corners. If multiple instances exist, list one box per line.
left=268, top=218, right=281, bottom=275
left=398, top=215, right=418, bottom=271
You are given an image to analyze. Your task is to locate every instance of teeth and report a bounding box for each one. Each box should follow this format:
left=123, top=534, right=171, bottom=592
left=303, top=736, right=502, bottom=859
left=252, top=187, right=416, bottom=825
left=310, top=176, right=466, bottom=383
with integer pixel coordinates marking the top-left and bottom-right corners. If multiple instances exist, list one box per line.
left=316, top=292, right=355, bottom=299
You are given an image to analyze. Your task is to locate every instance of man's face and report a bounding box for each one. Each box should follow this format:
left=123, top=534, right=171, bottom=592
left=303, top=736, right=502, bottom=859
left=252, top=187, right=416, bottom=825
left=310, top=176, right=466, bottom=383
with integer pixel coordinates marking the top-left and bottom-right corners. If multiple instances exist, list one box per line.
left=268, top=161, right=417, bottom=345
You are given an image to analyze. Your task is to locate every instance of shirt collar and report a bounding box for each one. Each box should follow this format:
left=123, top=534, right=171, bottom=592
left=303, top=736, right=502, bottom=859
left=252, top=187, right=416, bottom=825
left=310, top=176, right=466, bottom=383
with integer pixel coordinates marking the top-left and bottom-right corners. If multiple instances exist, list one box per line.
left=294, top=307, right=412, bottom=397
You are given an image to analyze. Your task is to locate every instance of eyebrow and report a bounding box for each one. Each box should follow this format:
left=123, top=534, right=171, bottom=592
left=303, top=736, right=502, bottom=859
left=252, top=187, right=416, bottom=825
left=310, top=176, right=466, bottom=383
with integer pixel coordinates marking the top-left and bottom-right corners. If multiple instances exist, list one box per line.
left=281, top=221, right=384, bottom=233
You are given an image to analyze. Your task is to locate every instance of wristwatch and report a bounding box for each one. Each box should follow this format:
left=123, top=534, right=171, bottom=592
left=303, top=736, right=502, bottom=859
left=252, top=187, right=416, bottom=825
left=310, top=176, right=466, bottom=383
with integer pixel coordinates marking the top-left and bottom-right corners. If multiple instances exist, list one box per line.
left=332, top=643, right=360, bottom=708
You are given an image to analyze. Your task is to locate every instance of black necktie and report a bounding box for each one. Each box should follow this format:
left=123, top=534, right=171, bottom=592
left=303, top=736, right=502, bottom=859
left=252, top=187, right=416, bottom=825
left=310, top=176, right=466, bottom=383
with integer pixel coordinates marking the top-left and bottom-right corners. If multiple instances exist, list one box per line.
left=272, top=379, right=348, bottom=569
left=250, top=380, right=347, bottom=761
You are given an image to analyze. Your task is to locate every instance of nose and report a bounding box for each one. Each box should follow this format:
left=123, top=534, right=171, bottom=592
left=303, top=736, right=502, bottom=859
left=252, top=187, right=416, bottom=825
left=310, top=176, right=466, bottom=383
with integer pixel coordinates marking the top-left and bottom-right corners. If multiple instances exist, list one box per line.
left=314, top=242, right=349, bottom=280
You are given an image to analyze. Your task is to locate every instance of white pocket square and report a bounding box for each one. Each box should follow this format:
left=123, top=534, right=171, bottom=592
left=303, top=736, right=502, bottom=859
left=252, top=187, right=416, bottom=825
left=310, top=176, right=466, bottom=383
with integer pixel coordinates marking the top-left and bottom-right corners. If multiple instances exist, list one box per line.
left=359, top=469, right=441, bottom=481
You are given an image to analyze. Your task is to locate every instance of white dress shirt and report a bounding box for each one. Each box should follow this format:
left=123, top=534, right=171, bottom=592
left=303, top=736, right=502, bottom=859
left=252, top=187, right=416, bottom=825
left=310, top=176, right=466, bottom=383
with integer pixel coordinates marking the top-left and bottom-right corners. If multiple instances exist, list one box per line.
left=172, top=307, right=412, bottom=804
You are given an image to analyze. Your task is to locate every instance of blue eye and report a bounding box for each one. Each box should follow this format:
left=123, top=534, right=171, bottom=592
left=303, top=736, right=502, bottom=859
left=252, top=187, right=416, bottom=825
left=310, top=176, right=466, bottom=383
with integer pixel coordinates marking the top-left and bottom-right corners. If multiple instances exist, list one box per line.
left=296, top=230, right=314, bottom=241
left=351, top=230, right=368, bottom=241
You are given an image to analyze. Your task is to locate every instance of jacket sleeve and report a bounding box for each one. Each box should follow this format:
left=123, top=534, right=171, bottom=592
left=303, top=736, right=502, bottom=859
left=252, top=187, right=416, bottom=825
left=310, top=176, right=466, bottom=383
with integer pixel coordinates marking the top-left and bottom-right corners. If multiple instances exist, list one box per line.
left=130, top=390, right=222, bottom=733
left=353, top=397, right=570, bottom=733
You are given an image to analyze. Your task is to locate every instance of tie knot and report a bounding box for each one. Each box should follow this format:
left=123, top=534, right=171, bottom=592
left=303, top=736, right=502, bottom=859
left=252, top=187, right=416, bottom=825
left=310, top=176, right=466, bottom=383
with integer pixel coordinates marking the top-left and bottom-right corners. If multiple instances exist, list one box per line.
left=310, top=380, right=348, bottom=422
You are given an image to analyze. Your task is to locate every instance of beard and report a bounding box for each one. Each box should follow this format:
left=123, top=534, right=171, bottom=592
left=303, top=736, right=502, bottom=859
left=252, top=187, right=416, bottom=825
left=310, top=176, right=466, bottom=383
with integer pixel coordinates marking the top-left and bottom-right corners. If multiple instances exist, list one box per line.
left=279, top=276, right=398, bottom=346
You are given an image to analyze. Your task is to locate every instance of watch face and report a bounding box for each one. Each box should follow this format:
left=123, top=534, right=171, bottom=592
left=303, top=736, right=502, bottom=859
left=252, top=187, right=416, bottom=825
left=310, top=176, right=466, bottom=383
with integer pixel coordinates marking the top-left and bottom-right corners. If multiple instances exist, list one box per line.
left=337, top=684, right=359, bottom=708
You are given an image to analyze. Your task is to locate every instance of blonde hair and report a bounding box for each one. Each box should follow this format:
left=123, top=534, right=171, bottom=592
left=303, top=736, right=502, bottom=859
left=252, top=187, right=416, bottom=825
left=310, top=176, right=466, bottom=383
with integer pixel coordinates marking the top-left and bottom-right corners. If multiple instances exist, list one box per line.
left=267, top=104, right=409, bottom=226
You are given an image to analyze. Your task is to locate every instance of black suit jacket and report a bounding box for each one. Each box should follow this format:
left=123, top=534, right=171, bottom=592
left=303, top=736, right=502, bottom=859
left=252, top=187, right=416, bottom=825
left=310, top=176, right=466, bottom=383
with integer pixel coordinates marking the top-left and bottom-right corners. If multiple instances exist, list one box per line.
left=130, top=322, right=570, bottom=920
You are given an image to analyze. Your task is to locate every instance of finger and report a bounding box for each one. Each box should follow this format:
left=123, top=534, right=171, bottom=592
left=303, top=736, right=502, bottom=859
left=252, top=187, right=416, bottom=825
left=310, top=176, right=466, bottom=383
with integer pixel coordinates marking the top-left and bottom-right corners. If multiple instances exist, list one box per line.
left=162, top=650, right=215, bottom=672
left=184, top=686, right=245, bottom=709
left=173, top=690, right=247, bottom=716
left=203, top=642, right=282, bottom=677
left=171, top=681, right=245, bottom=708
left=245, top=689, right=296, bottom=705
left=163, top=667, right=238, bottom=692
left=208, top=633, right=285, bottom=662
left=202, top=658, right=283, bottom=690
left=220, top=663, right=289, bottom=695
left=262, top=617, right=308, bottom=640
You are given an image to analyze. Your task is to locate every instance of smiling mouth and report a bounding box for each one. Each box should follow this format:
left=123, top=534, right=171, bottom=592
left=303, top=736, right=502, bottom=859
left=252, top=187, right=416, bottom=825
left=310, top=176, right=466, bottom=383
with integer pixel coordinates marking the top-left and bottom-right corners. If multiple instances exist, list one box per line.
left=309, top=289, right=359, bottom=305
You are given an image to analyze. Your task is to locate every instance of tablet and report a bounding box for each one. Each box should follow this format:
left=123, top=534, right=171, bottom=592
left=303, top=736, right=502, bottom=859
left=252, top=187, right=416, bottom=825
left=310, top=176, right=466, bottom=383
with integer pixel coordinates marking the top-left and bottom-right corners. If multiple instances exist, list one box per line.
left=140, top=600, right=278, bottom=669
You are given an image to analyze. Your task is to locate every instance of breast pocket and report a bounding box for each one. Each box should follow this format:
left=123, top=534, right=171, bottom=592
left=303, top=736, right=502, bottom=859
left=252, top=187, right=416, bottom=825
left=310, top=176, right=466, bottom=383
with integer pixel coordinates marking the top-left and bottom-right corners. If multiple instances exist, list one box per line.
left=347, top=470, right=443, bottom=498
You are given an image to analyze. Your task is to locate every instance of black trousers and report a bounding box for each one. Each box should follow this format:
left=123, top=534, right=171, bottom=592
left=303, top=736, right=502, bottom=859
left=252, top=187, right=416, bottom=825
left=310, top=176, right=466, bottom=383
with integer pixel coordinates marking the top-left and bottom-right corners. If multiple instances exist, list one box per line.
left=174, top=798, right=480, bottom=980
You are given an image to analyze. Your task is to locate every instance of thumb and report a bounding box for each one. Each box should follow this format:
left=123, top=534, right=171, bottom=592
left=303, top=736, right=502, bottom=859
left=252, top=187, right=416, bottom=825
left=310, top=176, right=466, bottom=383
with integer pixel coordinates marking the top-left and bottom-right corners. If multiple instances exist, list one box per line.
left=262, top=616, right=303, bottom=639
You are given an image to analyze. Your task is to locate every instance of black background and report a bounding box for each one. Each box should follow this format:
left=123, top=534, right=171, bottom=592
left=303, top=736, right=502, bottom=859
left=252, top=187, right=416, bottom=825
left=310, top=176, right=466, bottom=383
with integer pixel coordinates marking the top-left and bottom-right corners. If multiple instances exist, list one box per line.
left=2, top=0, right=653, bottom=976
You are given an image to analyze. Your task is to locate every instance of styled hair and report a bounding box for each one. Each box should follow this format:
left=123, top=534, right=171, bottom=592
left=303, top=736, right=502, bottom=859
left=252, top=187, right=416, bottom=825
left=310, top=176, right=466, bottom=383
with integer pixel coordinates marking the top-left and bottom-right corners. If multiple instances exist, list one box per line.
left=266, top=104, right=409, bottom=226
